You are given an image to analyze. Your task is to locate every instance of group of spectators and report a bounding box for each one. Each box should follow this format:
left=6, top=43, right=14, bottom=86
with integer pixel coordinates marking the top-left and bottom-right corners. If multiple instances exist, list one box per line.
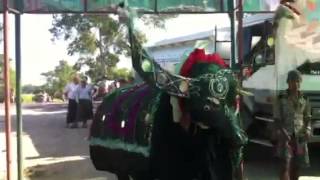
left=63, top=75, right=134, bottom=128
left=64, top=75, right=94, bottom=128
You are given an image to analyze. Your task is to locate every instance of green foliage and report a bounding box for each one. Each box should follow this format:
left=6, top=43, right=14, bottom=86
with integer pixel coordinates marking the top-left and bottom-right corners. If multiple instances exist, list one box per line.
left=41, top=60, right=76, bottom=98
left=0, top=54, right=16, bottom=102
left=50, top=13, right=176, bottom=83
left=21, top=94, right=34, bottom=104
left=0, top=84, right=3, bottom=102
left=111, top=67, right=134, bottom=81
left=0, top=54, right=16, bottom=89
left=0, top=25, right=2, bottom=43
left=140, top=14, right=177, bottom=29
left=22, top=84, right=43, bottom=94
left=10, top=68, right=16, bottom=89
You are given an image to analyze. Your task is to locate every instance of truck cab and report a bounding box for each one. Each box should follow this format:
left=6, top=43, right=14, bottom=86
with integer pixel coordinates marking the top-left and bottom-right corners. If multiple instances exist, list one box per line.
left=241, top=5, right=320, bottom=146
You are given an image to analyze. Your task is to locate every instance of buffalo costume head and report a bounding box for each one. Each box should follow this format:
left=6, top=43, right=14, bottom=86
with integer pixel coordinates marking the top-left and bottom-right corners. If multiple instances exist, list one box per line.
left=89, top=6, right=248, bottom=180
left=178, top=49, right=238, bottom=129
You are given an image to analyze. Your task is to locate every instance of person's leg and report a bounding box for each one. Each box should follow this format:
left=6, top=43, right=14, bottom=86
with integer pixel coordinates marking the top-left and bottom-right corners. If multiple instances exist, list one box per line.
left=82, top=117, right=87, bottom=128
left=70, top=99, right=79, bottom=128
left=82, top=121, right=87, bottom=128
left=89, top=100, right=94, bottom=119
left=116, top=173, right=130, bottom=180
left=234, top=160, right=244, bottom=180
left=66, top=99, right=73, bottom=127
left=213, top=141, right=233, bottom=180
left=76, top=99, right=84, bottom=128
left=82, top=100, right=91, bottom=128
left=279, top=158, right=290, bottom=180
left=290, top=158, right=300, bottom=180
left=289, top=137, right=300, bottom=180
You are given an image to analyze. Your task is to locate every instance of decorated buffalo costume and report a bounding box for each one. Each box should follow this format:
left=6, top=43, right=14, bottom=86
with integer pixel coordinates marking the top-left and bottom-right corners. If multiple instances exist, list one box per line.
left=90, top=7, right=247, bottom=180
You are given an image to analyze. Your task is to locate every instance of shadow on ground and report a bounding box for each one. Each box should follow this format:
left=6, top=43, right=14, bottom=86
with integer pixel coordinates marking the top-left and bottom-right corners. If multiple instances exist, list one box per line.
left=23, top=158, right=115, bottom=180
left=22, top=103, right=68, bottom=112
left=0, top=103, right=114, bottom=180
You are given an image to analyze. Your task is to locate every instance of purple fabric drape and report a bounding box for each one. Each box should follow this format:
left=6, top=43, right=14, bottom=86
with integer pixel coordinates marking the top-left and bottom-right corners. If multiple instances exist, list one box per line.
left=123, top=85, right=151, bottom=139
left=107, top=84, right=149, bottom=137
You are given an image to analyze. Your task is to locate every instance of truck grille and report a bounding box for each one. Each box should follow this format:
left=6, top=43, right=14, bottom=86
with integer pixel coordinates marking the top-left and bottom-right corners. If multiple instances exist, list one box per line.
left=312, top=108, right=320, bottom=119
left=304, top=92, right=320, bottom=120
left=314, top=128, right=320, bottom=136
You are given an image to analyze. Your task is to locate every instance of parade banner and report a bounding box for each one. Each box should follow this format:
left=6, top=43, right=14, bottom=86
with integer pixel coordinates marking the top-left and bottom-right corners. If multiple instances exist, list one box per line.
left=4, top=0, right=318, bottom=13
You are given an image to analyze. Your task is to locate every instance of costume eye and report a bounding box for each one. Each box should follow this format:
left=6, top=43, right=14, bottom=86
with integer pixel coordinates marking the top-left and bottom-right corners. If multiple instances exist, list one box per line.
left=203, top=105, right=211, bottom=111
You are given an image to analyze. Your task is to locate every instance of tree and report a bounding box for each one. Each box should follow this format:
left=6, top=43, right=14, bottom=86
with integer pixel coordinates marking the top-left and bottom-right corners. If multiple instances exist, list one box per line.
left=22, top=84, right=42, bottom=94
left=50, top=13, right=176, bottom=83
left=111, top=67, right=134, bottom=81
left=0, top=24, right=2, bottom=43
left=41, top=60, right=76, bottom=98
left=0, top=54, right=16, bottom=88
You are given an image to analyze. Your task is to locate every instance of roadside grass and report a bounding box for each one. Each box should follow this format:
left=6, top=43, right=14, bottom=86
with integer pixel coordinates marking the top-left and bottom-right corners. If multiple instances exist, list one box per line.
left=52, top=98, right=64, bottom=103
left=20, top=94, right=65, bottom=104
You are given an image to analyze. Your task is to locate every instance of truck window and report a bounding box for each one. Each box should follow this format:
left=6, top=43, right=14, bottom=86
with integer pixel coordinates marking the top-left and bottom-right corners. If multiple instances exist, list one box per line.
left=216, top=42, right=231, bottom=61
left=250, top=36, right=275, bottom=69
left=251, top=36, right=261, bottom=49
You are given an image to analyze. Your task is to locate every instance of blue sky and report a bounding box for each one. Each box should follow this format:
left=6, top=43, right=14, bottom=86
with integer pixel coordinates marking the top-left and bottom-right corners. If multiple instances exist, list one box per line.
left=1, top=13, right=229, bottom=85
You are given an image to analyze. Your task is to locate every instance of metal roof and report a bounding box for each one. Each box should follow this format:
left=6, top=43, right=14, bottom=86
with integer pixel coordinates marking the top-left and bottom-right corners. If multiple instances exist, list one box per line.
left=150, top=30, right=215, bottom=48
left=148, top=13, right=274, bottom=48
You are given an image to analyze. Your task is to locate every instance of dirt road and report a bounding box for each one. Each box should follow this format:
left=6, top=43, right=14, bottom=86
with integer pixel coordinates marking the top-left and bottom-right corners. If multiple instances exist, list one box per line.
left=0, top=103, right=115, bottom=180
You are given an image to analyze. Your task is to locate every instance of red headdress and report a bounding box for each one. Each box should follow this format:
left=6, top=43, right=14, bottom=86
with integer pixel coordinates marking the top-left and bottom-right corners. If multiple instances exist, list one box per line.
left=179, top=48, right=228, bottom=77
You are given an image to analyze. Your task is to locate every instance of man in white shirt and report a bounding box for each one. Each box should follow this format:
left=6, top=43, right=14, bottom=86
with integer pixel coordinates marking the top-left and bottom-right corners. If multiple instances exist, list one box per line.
left=75, top=77, right=93, bottom=128
left=64, top=75, right=80, bottom=128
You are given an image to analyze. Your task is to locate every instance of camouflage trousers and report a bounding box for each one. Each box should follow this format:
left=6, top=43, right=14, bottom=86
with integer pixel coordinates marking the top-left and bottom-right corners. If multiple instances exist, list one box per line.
left=275, top=135, right=310, bottom=168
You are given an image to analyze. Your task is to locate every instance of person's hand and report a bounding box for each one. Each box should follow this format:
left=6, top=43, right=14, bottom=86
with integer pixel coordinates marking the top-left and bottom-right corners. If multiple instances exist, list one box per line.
left=305, top=130, right=311, bottom=141
left=271, top=129, right=281, bottom=142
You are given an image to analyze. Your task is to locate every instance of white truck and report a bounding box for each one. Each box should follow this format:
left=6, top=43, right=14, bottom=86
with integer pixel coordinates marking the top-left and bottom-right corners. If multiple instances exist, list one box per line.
left=240, top=3, right=320, bottom=146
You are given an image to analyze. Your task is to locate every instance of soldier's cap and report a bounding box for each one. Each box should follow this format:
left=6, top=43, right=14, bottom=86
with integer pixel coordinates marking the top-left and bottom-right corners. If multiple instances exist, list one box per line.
left=287, top=70, right=302, bottom=83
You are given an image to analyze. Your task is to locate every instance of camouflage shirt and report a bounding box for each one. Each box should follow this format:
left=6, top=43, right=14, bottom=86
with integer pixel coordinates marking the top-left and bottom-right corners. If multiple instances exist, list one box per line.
left=274, top=90, right=311, bottom=137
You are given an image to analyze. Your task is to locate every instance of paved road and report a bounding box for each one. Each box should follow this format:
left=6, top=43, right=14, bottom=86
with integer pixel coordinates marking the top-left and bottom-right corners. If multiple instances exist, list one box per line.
left=0, top=103, right=319, bottom=180
left=243, top=143, right=320, bottom=180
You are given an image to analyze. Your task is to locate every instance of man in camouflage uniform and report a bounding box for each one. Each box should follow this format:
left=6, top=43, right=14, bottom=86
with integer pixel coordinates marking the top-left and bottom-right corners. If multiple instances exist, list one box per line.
left=273, top=70, right=311, bottom=180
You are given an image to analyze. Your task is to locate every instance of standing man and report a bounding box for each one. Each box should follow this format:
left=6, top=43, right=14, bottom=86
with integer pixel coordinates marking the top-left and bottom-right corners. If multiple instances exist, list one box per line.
left=64, top=75, right=80, bottom=128
left=274, top=70, right=311, bottom=180
left=75, top=77, right=94, bottom=128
